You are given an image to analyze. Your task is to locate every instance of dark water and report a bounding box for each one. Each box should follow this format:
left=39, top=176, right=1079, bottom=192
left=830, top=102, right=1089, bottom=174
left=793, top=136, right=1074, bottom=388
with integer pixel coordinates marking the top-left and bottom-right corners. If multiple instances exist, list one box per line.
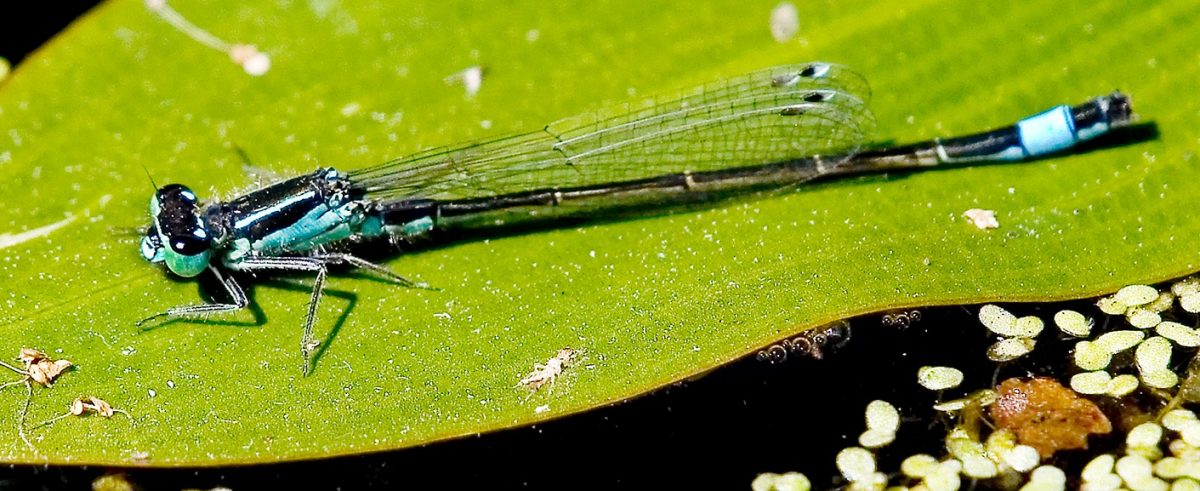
left=0, top=1, right=100, bottom=66
left=2, top=298, right=1127, bottom=491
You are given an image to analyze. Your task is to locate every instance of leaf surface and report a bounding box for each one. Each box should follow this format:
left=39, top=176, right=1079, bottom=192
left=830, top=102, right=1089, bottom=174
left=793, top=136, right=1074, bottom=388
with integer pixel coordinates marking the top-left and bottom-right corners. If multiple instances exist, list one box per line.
left=0, top=0, right=1194, bottom=464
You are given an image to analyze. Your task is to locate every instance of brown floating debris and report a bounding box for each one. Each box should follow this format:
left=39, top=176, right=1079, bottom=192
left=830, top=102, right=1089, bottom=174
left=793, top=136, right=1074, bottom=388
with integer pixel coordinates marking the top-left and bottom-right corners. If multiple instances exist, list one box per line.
left=1180, top=353, right=1200, bottom=404
left=991, top=377, right=1112, bottom=457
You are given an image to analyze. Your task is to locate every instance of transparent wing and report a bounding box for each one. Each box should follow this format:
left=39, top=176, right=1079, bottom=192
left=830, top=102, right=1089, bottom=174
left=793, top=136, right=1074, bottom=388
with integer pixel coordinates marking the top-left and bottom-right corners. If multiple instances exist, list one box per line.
left=350, top=63, right=875, bottom=201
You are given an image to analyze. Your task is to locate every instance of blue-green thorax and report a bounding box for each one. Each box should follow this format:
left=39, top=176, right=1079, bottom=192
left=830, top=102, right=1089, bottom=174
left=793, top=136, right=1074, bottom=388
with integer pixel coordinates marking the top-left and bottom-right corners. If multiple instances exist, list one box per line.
left=198, top=168, right=365, bottom=264
left=142, top=168, right=444, bottom=278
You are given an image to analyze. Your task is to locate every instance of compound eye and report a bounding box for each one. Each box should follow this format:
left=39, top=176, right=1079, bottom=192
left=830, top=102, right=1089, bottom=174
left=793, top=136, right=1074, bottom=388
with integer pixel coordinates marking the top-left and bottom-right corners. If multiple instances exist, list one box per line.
left=153, top=183, right=210, bottom=255
left=168, top=232, right=211, bottom=255
left=158, top=183, right=199, bottom=204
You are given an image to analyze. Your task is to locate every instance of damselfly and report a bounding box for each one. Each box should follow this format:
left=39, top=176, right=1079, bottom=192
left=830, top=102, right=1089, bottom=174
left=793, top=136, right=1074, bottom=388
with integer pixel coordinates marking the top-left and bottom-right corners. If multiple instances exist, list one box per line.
left=137, top=63, right=1135, bottom=374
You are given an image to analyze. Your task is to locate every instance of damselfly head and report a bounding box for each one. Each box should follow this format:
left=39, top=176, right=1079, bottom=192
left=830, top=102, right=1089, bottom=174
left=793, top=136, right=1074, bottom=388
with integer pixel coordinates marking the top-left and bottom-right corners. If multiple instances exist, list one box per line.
left=141, top=184, right=213, bottom=277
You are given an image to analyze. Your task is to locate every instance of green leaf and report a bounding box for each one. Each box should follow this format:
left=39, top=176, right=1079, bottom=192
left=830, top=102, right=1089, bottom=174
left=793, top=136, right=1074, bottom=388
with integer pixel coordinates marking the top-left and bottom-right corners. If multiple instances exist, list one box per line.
left=0, top=0, right=1195, bottom=465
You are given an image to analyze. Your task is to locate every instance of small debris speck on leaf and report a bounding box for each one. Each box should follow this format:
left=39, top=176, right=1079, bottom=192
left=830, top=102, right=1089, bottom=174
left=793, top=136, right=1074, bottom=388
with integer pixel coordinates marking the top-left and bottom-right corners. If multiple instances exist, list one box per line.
left=768, top=2, right=800, bottom=42
left=446, top=66, right=485, bottom=97
left=963, top=208, right=1000, bottom=229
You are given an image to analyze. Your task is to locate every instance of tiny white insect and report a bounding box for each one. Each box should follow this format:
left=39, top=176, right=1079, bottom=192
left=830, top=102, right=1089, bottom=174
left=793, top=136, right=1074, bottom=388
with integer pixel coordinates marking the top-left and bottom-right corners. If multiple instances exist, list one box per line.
left=519, top=348, right=578, bottom=392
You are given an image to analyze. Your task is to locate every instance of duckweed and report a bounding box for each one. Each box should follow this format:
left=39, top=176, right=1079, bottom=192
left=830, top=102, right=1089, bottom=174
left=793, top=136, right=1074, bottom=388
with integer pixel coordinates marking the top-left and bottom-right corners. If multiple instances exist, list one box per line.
left=1053, top=310, right=1092, bottom=338
left=918, top=366, right=964, bottom=391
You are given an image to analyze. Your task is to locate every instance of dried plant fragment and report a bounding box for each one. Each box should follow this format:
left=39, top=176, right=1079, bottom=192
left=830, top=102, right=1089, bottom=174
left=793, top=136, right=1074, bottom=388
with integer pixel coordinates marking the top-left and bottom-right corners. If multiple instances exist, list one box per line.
left=27, top=359, right=72, bottom=387
left=74, top=396, right=119, bottom=418
left=1181, top=356, right=1200, bottom=403
left=145, top=0, right=271, bottom=76
left=37, top=395, right=132, bottom=429
left=5, top=348, right=72, bottom=387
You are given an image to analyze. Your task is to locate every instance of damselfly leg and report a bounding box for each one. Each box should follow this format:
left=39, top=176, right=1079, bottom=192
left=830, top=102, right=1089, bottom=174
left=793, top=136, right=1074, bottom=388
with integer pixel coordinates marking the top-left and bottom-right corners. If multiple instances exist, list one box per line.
left=138, top=254, right=420, bottom=374
left=136, top=266, right=249, bottom=324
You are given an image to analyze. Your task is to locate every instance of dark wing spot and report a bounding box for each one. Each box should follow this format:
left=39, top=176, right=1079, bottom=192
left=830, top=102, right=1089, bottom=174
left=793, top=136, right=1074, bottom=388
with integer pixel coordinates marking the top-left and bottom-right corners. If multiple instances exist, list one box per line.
left=804, top=91, right=829, bottom=103
left=779, top=106, right=806, bottom=116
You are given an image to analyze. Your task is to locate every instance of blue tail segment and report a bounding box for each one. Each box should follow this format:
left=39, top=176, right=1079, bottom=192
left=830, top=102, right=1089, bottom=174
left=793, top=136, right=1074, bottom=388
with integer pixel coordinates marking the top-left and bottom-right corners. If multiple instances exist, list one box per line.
left=934, top=92, right=1133, bottom=163
left=1017, top=105, right=1077, bottom=157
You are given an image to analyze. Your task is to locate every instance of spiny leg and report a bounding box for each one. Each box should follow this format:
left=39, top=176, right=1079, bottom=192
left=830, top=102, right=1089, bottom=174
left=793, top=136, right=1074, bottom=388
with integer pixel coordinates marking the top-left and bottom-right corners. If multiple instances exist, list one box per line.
left=302, top=266, right=327, bottom=375
left=235, top=257, right=328, bottom=375
left=150, top=254, right=420, bottom=374
left=310, top=252, right=427, bottom=289
left=278, top=253, right=434, bottom=373
left=137, top=266, right=248, bottom=326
